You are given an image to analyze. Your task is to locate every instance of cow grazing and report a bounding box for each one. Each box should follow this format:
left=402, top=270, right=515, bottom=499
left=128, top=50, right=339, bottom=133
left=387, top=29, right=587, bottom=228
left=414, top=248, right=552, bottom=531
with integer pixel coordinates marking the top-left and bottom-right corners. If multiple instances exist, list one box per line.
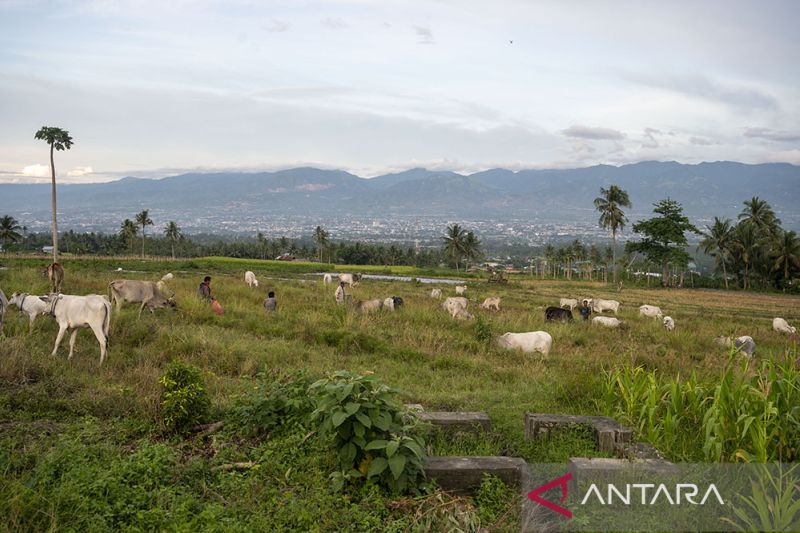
left=339, top=273, right=362, bottom=287
left=451, top=304, right=474, bottom=320
left=592, top=316, right=622, bottom=328
left=0, top=288, right=7, bottom=336
left=592, top=299, right=620, bottom=314
left=639, top=305, right=663, bottom=319
left=40, top=293, right=111, bottom=364
left=47, top=263, right=64, bottom=293
left=559, top=298, right=578, bottom=311
left=545, top=306, right=573, bottom=322
left=480, top=297, right=501, bottom=311
left=773, top=317, right=796, bottom=335
left=663, top=316, right=675, bottom=331
left=323, top=273, right=333, bottom=285
left=496, top=331, right=553, bottom=356
left=353, top=298, right=383, bottom=313
left=715, top=335, right=756, bottom=357
left=455, top=285, right=467, bottom=295
left=9, top=292, right=49, bottom=333
left=430, top=288, right=442, bottom=299
left=442, top=297, right=468, bottom=314
left=108, top=279, right=176, bottom=318
left=244, top=271, right=259, bottom=288
left=383, top=296, right=404, bottom=311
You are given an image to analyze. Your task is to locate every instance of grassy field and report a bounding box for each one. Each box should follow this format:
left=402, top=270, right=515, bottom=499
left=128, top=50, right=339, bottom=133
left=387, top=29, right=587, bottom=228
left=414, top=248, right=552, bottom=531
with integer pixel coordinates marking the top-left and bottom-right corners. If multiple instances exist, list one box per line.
left=0, top=256, right=798, bottom=531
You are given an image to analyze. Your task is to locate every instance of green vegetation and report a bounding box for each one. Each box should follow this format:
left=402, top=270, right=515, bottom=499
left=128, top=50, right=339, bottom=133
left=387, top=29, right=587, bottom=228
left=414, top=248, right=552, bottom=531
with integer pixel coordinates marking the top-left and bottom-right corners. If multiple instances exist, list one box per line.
left=33, top=126, right=73, bottom=264
left=158, top=360, right=211, bottom=433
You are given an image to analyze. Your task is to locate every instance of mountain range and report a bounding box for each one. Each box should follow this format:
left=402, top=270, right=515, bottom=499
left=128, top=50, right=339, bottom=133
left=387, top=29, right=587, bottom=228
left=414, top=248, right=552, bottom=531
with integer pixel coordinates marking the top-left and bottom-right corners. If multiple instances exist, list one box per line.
left=1, top=161, right=797, bottom=229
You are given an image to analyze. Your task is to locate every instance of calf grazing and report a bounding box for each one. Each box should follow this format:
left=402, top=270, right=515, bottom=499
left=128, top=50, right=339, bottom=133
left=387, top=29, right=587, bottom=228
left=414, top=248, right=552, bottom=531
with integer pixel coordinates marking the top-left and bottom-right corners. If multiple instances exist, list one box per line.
left=9, top=292, right=49, bottom=333
left=545, top=306, right=573, bottom=322
left=353, top=298, right=383, bottom=313
left=47, top=263, right=64, bottom=293
left=450, top=304, right=474, bottom=320
left=108, top=279, right=176, bottom=318
left=0, top=288, right=7, bottom=336
left=480, top=297, right=501, bottom=311
left=663, top=316, right=675, bottom=331
left=639, top=305, right=663, bottom=319
left=592, top=316, right=622, bottom=328
left=592, top=299, right=620, bottom=314
left=715, top=335, right=756, bottom=357
left=244, top=271, right=259, bottom=288
left=383, top=296, right=404, bottom=311
left=323, top=273, right=333, bottom=285
left=430, top=288, right=442, bottom=299
left=455, top=285, right=467, bottom=295
left=338, top=273, right=363, bottom=287
left=559, top=298, right=578, bottom=311
left=773, top=317, right=796, bottom=335
left=41, top=293, right=111, bottom=364
left=442, top=297, right=468, bottom=315
left=496, top=331, right=552, bottom=356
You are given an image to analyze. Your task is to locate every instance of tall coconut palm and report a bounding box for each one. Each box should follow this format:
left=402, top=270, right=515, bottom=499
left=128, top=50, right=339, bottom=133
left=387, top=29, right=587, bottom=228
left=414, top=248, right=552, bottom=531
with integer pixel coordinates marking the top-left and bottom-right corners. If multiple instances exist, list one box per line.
left=135, top=210, right=153, bottom=259
left=164, top=221, right=182, bottom=259
left=34, top=126, right=73, bottom=264
left=462, top=231, right=482, bottom=270
left=739, top=197, right=781, bottom=237
left=699, top=217, right=734, bottom=289
left=0, top=215, right=22, bottom=249
left=770, top=230, right=800, bottom=286
left=594, top=185, right=632, bottom=283
left=313, top=225, right=329, bottom=262
left=442, top=224, right=467, bottom=271
left=733, top=222, right=760, bottom=289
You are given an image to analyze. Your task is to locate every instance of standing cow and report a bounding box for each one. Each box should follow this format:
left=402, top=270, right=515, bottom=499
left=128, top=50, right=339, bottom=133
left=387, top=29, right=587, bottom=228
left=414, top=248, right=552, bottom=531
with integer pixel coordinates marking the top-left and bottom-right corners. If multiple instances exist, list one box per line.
left=8, top=292, right=49, bottom=333
left=639, top=305, right=663, bottom=319
left=108, top=279, right=176, bottom=318
left=559, top=298, right=578, bottom=311
left=244, top=271, right=259, bottom=288
left=545, top=306, right=573, bottom=322
left=47, top=263, right=64, bottom=293
left=40, top=293, right=111, bottom=364
left=592, top=299, right=620, bottom=314
left=338, top=273, right=362, bottom=287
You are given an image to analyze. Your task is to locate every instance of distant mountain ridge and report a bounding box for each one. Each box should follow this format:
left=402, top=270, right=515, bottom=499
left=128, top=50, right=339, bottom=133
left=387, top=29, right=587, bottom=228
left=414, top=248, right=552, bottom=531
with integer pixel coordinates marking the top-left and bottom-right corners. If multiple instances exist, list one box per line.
left=1, top=161, right=797, bottom=229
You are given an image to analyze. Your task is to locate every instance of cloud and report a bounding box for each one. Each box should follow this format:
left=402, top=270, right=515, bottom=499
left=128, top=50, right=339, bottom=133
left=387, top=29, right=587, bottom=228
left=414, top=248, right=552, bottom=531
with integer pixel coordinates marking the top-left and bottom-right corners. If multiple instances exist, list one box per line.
left=641, top=127, right=662, bottom=149
left=67, top=166, right=93, bottom=177
left=322, top=17, right=347, bottom=29
left=689, top=136, right=717, bottom=146
left=621, top=72, right=778, bottom=111
left=562, top=125, right=626, bottom=141
left=21, top=164, right=50, bottom=177
left=263, top=19, right=288, bottom=33
left=744, top=127, right=800, bottom=143
left=413, top=25, right=434, bottom=44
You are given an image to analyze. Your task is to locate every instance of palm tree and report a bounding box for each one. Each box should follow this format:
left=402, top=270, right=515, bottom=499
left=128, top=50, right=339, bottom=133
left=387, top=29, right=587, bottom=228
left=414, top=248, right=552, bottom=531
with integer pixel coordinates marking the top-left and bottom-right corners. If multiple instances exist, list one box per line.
left=733, top=222, right=760, bottom=289
left=164, top=221, right=182, bottom=259
left=0, top=215, right=22, bottom=249
left=770, top=230, right=800, bottom=287
left=442, top=224, right=467, bottom=271
left=119, top=219, right=138, bottom=251
left=313, top=225, right=329, bottom=262
left=135, top=210, right=153, bottom=259
left=34, top=126, right=73, bottom=264
left=699, top=217, right=734, bottom=289
left=594, top=185, right=632, bottom=283
left=462, top=231, right=482, bottom=270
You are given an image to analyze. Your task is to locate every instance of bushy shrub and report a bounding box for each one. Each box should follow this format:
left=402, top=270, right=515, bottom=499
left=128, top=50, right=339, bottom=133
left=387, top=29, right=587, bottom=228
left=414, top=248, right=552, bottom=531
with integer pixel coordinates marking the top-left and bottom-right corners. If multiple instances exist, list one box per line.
left=233, top=370, right=315, bottom=435
left=309, top=371, right=427, bottom=494
left=159, top=360, right=210, bottom=433
left=473, top=474, right=516, bottom=528
left=474, top=316, right=493, bottom=344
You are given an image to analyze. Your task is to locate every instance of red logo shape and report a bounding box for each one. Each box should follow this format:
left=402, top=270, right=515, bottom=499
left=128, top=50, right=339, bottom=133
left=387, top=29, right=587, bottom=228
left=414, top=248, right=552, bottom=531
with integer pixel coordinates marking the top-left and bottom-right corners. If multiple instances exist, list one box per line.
left=527, top=472, right=573, bottom=518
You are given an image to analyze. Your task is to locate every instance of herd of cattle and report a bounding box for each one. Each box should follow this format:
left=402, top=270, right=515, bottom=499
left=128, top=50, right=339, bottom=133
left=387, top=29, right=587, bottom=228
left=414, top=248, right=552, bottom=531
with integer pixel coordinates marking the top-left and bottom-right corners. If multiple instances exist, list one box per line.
left=0, top=266, right=797, bottom=364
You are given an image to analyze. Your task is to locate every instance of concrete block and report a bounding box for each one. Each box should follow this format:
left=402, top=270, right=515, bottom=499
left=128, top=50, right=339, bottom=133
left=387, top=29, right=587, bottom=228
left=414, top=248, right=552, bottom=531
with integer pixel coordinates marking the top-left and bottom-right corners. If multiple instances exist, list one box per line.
left=424, top=456, right=526, bottom=496
left=419, top=411, right=491, bottom=433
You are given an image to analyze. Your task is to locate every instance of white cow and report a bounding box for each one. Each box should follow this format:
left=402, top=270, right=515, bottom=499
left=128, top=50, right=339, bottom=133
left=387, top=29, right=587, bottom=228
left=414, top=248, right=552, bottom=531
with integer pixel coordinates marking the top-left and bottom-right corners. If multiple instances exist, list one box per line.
left=592, top=316, right=622, bottom=328
left=0, top=288, right=7, bottom=336
left=323, top=273, right=333, bottom=285
left=663, top=316, right=675, bottom=331
left=560, top=298, right=578, bottom=311
left=592, top=299, right=620, bottom=314
left=108, top=280, right=176, bottom=318
left=455, top=285, right=467, bottom=295
left=480, top=297, right=501, bottom=311
left=639, top=305, right=663, bottom=319
left=382, top=296, right=404, bottom=311
left=430, top=288, right=442, bottom=299
left=442, top=297, right=468, bottom=315
left=8, top=292, right=49, bottom=333
left=773, top=317, right=796, bottom=335
left=353, top=299, right=383, bottom=313
left=245, top=271, right=259, bottom=288
left=156, top=273, right=174, bottom=295
left=41, top=293, right=111, bottom=364
left=715, top=335, right=756, bottom=357
left=496, top=331, right=553, bottom=356
left=451, top=304, right=474, bottom=320
left=339, top=273, right=362, bottom=287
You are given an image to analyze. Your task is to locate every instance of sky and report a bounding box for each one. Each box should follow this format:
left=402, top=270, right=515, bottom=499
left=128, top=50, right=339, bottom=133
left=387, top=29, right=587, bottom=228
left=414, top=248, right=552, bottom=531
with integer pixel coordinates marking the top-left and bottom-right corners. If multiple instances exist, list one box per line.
left=0, top=0, right=798, bottom=183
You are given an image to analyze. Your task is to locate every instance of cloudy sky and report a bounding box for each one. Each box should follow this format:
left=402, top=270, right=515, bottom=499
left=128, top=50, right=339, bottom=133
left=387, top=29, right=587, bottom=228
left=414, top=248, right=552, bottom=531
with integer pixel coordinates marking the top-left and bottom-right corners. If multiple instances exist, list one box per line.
left=0, top=0, right=798, bottom=183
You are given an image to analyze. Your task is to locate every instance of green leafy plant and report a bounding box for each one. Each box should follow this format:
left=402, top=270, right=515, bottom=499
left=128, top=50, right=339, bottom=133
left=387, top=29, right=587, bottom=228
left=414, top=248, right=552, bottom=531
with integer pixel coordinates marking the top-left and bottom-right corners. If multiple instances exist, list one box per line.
left=474, top=316, right=493, bottom=344
left=726, top=464, right=800, bottom=531
left=159, top=360, right=210, bottom=433
left=473, top=473, right=517, bottom=528
left=309, top=371, right=427, bottom=494
left=233, top=370, right=315, bottom=436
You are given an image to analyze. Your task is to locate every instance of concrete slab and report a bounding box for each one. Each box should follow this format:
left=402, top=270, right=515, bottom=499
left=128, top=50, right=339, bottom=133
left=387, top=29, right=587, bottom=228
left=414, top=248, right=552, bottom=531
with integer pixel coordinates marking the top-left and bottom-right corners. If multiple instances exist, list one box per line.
left=424, top=456, right=526, bottom=496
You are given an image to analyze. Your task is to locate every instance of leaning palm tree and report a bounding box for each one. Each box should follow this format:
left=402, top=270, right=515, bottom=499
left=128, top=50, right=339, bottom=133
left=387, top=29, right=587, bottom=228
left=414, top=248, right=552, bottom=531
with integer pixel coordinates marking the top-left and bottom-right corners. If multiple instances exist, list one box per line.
left=770, top=230, right=800, bottom=287
left=442, top=224, right=467, bottom=271
left=0, top=215, right=22, bottom=249
left=164, top=221, right=182, bottom=259
left=135, top=210, right=153, bottom=259
left=699, top=217, right=734, bottom=289
left=313, top=225, right=329, bottom=262
left=594, top=185, right=632, bottom=283
left=34, top=126, right=73, bottom=264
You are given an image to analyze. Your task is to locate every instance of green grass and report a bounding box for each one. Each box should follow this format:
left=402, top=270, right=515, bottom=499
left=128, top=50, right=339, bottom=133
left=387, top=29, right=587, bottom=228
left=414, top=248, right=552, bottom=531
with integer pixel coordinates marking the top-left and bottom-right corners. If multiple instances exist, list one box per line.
left=0, top=256, right=798, bottom=531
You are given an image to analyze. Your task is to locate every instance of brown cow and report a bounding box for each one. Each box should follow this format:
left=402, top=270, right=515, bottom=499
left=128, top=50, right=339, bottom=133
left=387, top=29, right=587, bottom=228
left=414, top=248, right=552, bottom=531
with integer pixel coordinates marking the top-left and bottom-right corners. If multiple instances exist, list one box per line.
left=47, top=263, right=64, bottom=293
